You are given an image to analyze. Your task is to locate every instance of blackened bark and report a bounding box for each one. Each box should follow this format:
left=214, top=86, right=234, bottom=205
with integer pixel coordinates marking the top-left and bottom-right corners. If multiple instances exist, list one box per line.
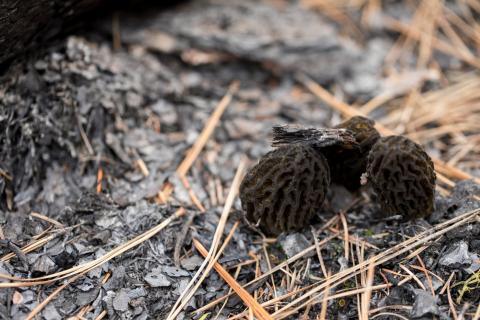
left=0, top=0, right=104, bottom=67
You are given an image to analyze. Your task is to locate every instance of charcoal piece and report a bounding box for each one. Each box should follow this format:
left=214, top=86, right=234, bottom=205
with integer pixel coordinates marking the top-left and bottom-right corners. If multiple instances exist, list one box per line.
left=42, top=304, right=61, bottom=320
left=91, top=229, right=112, bottom=245
left=180, top=255, right=203, bottom=271
left=31, top=255, right=56, bottom=276
left=411, top=290, right=440, bottom=318
left=240, top=144, right=330, bottom=236
left=53, top=244, right=79, bottom=270
left=162, top=266, right=189, bottom=277
left=445, top=180, right=480, bottom=216
left=366, top=135, right=436, bottom=219
left=271, top=125, right=358, bottom=150
left=279, top=233, right=312, bottom=258
left=144, top=267, right=171, bottom=287
left=113, top=289, right=131, bottom=312
left=72, top=191, right=117, bottom=215
left=439, top=241, right=479, bottom=273
left=103, top=266, right=126, bottom=291
left=75, top=287, right=100, bottom=306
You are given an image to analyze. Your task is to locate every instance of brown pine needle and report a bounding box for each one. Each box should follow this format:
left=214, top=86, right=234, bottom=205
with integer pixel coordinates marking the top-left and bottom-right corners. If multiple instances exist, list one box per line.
left=176, top=81, right=239, bottom=178
left=473, top=303, right=480, bottom=320
left=30, top=212, right=64, bottom=228
left=399, top=264, right=426, bottom=290
left=271, top=208, right=479, bottom=317
left=262, top=244, right=278, bottom=311
left=1, top=234, right=56, bottom=262
left=167, top=160, right=246, bottom=320
left=360, top=91, right=396, bottom=115
left=319, top=270, right=331, bottom=320
left=382, top=15, right=480, bottom=69
left=361, top=263, right=375, bottom=320
left=94, top=310, right=108, bottom=320
left=159, top=81, right=239, bottom=204
left=112, top=12, right=121, bottom=50
left=296, top=73, right=479, bottom=184
left=0, top=208, right=185, bottom=286
left=135, top=158, right=150, bottom=177
left=447, top=280, right=459, bottom=320
left=410, top=265, right=444, bottom=285
left=275, top=284, right=393, bottom=320
left=312, top=228, right=328, bottom=279
left=371, top=312, right=409, bottom=320
left=416, top=255, right=436, bottom=296
left=230, top=284, right=392, bottom=320
left=195, top=234, right=338, bottom=315
left=180, top=175, right=206, bottom=212
left=193, top=238, right=273, bottom=320
left=440, top=272, right=456, bottom=295
left=339, top=212, right=350, bottom=261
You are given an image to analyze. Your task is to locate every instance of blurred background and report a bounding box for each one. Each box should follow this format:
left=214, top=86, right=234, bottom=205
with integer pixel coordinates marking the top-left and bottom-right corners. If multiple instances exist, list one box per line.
left=0, top=0, right=479, bottom=319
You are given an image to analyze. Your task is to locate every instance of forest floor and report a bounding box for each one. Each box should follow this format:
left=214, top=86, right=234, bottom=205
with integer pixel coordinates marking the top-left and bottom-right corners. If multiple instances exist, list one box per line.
left=0, top=0, right=480, bottom=319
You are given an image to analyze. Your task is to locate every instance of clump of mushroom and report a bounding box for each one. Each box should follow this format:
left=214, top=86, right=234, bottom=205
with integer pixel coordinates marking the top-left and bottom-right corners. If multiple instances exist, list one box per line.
left=240, top=117, right=436, bottom=235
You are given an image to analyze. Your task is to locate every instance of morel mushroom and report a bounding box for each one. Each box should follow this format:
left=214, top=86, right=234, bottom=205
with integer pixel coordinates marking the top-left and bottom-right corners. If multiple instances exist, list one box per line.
left=323, top=116, right=380, bottom=190
left=240, top=144, right=330, bottom=235
left=365, top=135, right=436, bottom=219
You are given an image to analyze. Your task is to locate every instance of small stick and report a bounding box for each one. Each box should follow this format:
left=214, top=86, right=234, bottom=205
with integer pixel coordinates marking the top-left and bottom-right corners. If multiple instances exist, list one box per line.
left=96, top=167, right=103, bottom=194
left=77, top=115, right=95, bottom=156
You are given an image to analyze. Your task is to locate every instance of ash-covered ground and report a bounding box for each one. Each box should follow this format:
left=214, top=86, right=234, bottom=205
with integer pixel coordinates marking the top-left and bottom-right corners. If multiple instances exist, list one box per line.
left=0, top=1, right=479, bottom=319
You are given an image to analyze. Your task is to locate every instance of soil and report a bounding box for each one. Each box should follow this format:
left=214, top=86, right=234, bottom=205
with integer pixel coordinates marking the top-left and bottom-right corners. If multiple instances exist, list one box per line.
left=0, top=1, right=479, bottom=319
